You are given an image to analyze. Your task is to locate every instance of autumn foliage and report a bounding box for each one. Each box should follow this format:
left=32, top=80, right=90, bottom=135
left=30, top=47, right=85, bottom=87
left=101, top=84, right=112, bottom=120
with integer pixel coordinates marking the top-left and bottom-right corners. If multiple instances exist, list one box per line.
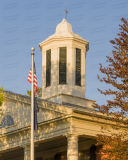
left=27, top=87, right=42, bottom=98
left=93, top=18, right=128, bottom=160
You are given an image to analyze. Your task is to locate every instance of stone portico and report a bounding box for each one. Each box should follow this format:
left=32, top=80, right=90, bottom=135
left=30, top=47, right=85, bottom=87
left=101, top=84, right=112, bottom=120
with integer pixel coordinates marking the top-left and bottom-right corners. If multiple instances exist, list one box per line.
left=0, top=92, right=98, bottom=160
left=1, top=92, right=124, bottom=160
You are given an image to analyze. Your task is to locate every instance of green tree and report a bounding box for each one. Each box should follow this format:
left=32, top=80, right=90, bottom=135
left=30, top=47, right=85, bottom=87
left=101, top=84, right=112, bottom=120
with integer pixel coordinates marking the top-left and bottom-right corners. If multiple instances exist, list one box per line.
left=0, top=86, right=4, bottom=115
left=93, top=18, right=128, bottom=160
left=27, top=87, right=42, bottom=98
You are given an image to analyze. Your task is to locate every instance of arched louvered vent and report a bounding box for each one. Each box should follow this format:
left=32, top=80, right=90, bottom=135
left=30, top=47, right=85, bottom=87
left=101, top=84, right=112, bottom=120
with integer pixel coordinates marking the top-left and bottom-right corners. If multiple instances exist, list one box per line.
left=0, top=115, right=14, bottom=129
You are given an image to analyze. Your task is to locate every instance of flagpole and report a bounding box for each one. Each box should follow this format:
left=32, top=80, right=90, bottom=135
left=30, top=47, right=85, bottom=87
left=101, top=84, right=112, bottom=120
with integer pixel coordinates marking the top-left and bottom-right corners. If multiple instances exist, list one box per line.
left=31, top=47, right=35, bottom=160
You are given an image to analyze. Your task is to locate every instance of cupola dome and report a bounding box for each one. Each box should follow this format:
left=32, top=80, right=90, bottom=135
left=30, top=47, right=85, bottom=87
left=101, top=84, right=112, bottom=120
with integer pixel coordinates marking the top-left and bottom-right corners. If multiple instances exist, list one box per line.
left=55, top=19, right=73, bottom=34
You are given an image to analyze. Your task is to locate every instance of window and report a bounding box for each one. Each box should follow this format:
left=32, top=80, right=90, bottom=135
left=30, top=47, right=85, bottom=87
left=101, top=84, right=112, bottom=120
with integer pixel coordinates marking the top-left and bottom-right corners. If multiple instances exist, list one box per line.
left=46, top=49, right=51, bottom=87
left=79, top=149, right=90, bottom=160
left=59, top=47, right=67, bottom=84
left=35, top=157, right=43, bottom=160
left=76, top=48, right=81, bottom=86
left=45, top=158, right=54, bottom=160
left=0, top=115, right=14, bottom=129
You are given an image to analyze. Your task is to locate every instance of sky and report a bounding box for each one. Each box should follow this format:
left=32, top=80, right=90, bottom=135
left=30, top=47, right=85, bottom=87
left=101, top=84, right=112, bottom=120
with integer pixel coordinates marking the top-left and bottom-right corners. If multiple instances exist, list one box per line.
left=0, top=0, right=128, bottom=105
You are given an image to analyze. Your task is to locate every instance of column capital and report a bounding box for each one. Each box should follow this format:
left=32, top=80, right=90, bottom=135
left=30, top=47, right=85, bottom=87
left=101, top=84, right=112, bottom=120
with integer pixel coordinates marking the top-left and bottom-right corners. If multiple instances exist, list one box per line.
left=64, top=133, right=79, bottom=140
left=24, top=145, right=30, bottom=152
left=20, top=143, right=30, bottom=149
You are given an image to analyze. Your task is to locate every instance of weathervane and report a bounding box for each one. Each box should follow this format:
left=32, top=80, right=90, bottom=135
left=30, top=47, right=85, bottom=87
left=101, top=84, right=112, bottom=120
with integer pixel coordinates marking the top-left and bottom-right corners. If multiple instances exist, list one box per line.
left=65, top=4, right=68, bottom=20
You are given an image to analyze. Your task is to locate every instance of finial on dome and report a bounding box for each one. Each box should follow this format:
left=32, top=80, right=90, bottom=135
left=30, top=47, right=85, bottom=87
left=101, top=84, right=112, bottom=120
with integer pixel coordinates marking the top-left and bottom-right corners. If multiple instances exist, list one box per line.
left=65, top=4, right=68, bottom=20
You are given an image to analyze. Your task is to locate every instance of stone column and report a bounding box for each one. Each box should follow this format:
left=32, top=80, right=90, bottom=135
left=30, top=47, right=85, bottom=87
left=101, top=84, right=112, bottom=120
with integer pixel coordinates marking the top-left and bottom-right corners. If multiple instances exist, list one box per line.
left=67, top=134, right=79, bottom=160
left=24, top=145, right=30, bottom=160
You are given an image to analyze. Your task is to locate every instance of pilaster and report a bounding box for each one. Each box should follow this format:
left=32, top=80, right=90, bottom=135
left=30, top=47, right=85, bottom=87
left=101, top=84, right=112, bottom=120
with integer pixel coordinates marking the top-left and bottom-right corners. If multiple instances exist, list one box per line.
left=24, top=145, right=30, bottom=160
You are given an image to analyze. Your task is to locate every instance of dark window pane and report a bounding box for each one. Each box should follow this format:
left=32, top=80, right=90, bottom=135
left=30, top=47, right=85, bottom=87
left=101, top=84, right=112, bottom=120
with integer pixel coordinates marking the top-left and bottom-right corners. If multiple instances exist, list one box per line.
left=76, top=48, right=81, bottom=86
left=46, top=49, right=51, bottom=87
left=90, top=145, right=96, bottom=160
left=59, top=47, right=66, bottom=84
left=54, top=154, right=61, bottom=160
left=35, top=157, right=43, bottom=160
left=79, top=149, right=90, bottom=160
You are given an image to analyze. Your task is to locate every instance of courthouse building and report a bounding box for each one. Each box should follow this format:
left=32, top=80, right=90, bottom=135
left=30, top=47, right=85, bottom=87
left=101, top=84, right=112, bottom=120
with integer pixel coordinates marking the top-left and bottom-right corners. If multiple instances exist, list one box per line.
left=0, top=19, right=118, bottom=160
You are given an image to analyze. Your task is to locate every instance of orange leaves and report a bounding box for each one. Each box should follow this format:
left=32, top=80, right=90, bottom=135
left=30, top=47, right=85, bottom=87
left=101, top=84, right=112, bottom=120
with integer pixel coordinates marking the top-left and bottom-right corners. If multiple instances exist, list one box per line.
left=93, top=18, right=128, bottom=160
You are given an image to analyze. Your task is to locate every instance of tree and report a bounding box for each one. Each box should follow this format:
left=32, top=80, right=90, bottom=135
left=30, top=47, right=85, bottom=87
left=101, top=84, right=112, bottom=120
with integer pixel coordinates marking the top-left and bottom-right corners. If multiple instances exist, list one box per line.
left=27, top=87, right=42, bottom=98
left=93, top=18, right=128, bottom=160
left=0, top=86, right=4, bottom=115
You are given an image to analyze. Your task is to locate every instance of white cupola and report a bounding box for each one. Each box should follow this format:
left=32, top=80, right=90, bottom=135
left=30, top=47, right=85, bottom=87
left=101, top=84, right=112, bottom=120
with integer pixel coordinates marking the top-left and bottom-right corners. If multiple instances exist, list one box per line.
left=39, top=19, right=89, bottom=105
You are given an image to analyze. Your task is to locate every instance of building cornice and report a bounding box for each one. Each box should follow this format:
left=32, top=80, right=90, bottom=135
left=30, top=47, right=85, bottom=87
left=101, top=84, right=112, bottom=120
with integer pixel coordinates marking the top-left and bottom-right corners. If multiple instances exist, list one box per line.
left=0, top=115, right=72, bottom=137
left=39, top=37, right=89, bottom=52
left=73, top=110, right=128, bottom=128
left=3, top=91, right=73, bottom=115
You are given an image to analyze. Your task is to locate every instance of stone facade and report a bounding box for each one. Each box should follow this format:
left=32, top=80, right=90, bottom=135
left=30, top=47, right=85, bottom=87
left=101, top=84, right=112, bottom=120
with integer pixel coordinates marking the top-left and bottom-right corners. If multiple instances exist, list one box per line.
left=0, top=91, right=125, bottom=160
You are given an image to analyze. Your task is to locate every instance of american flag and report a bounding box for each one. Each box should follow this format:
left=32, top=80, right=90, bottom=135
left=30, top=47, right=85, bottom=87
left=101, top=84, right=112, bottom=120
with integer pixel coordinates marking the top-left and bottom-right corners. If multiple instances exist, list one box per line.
left=27, top=63, right=39, bottom=130
left=27, top=63, right=37, bottom=96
